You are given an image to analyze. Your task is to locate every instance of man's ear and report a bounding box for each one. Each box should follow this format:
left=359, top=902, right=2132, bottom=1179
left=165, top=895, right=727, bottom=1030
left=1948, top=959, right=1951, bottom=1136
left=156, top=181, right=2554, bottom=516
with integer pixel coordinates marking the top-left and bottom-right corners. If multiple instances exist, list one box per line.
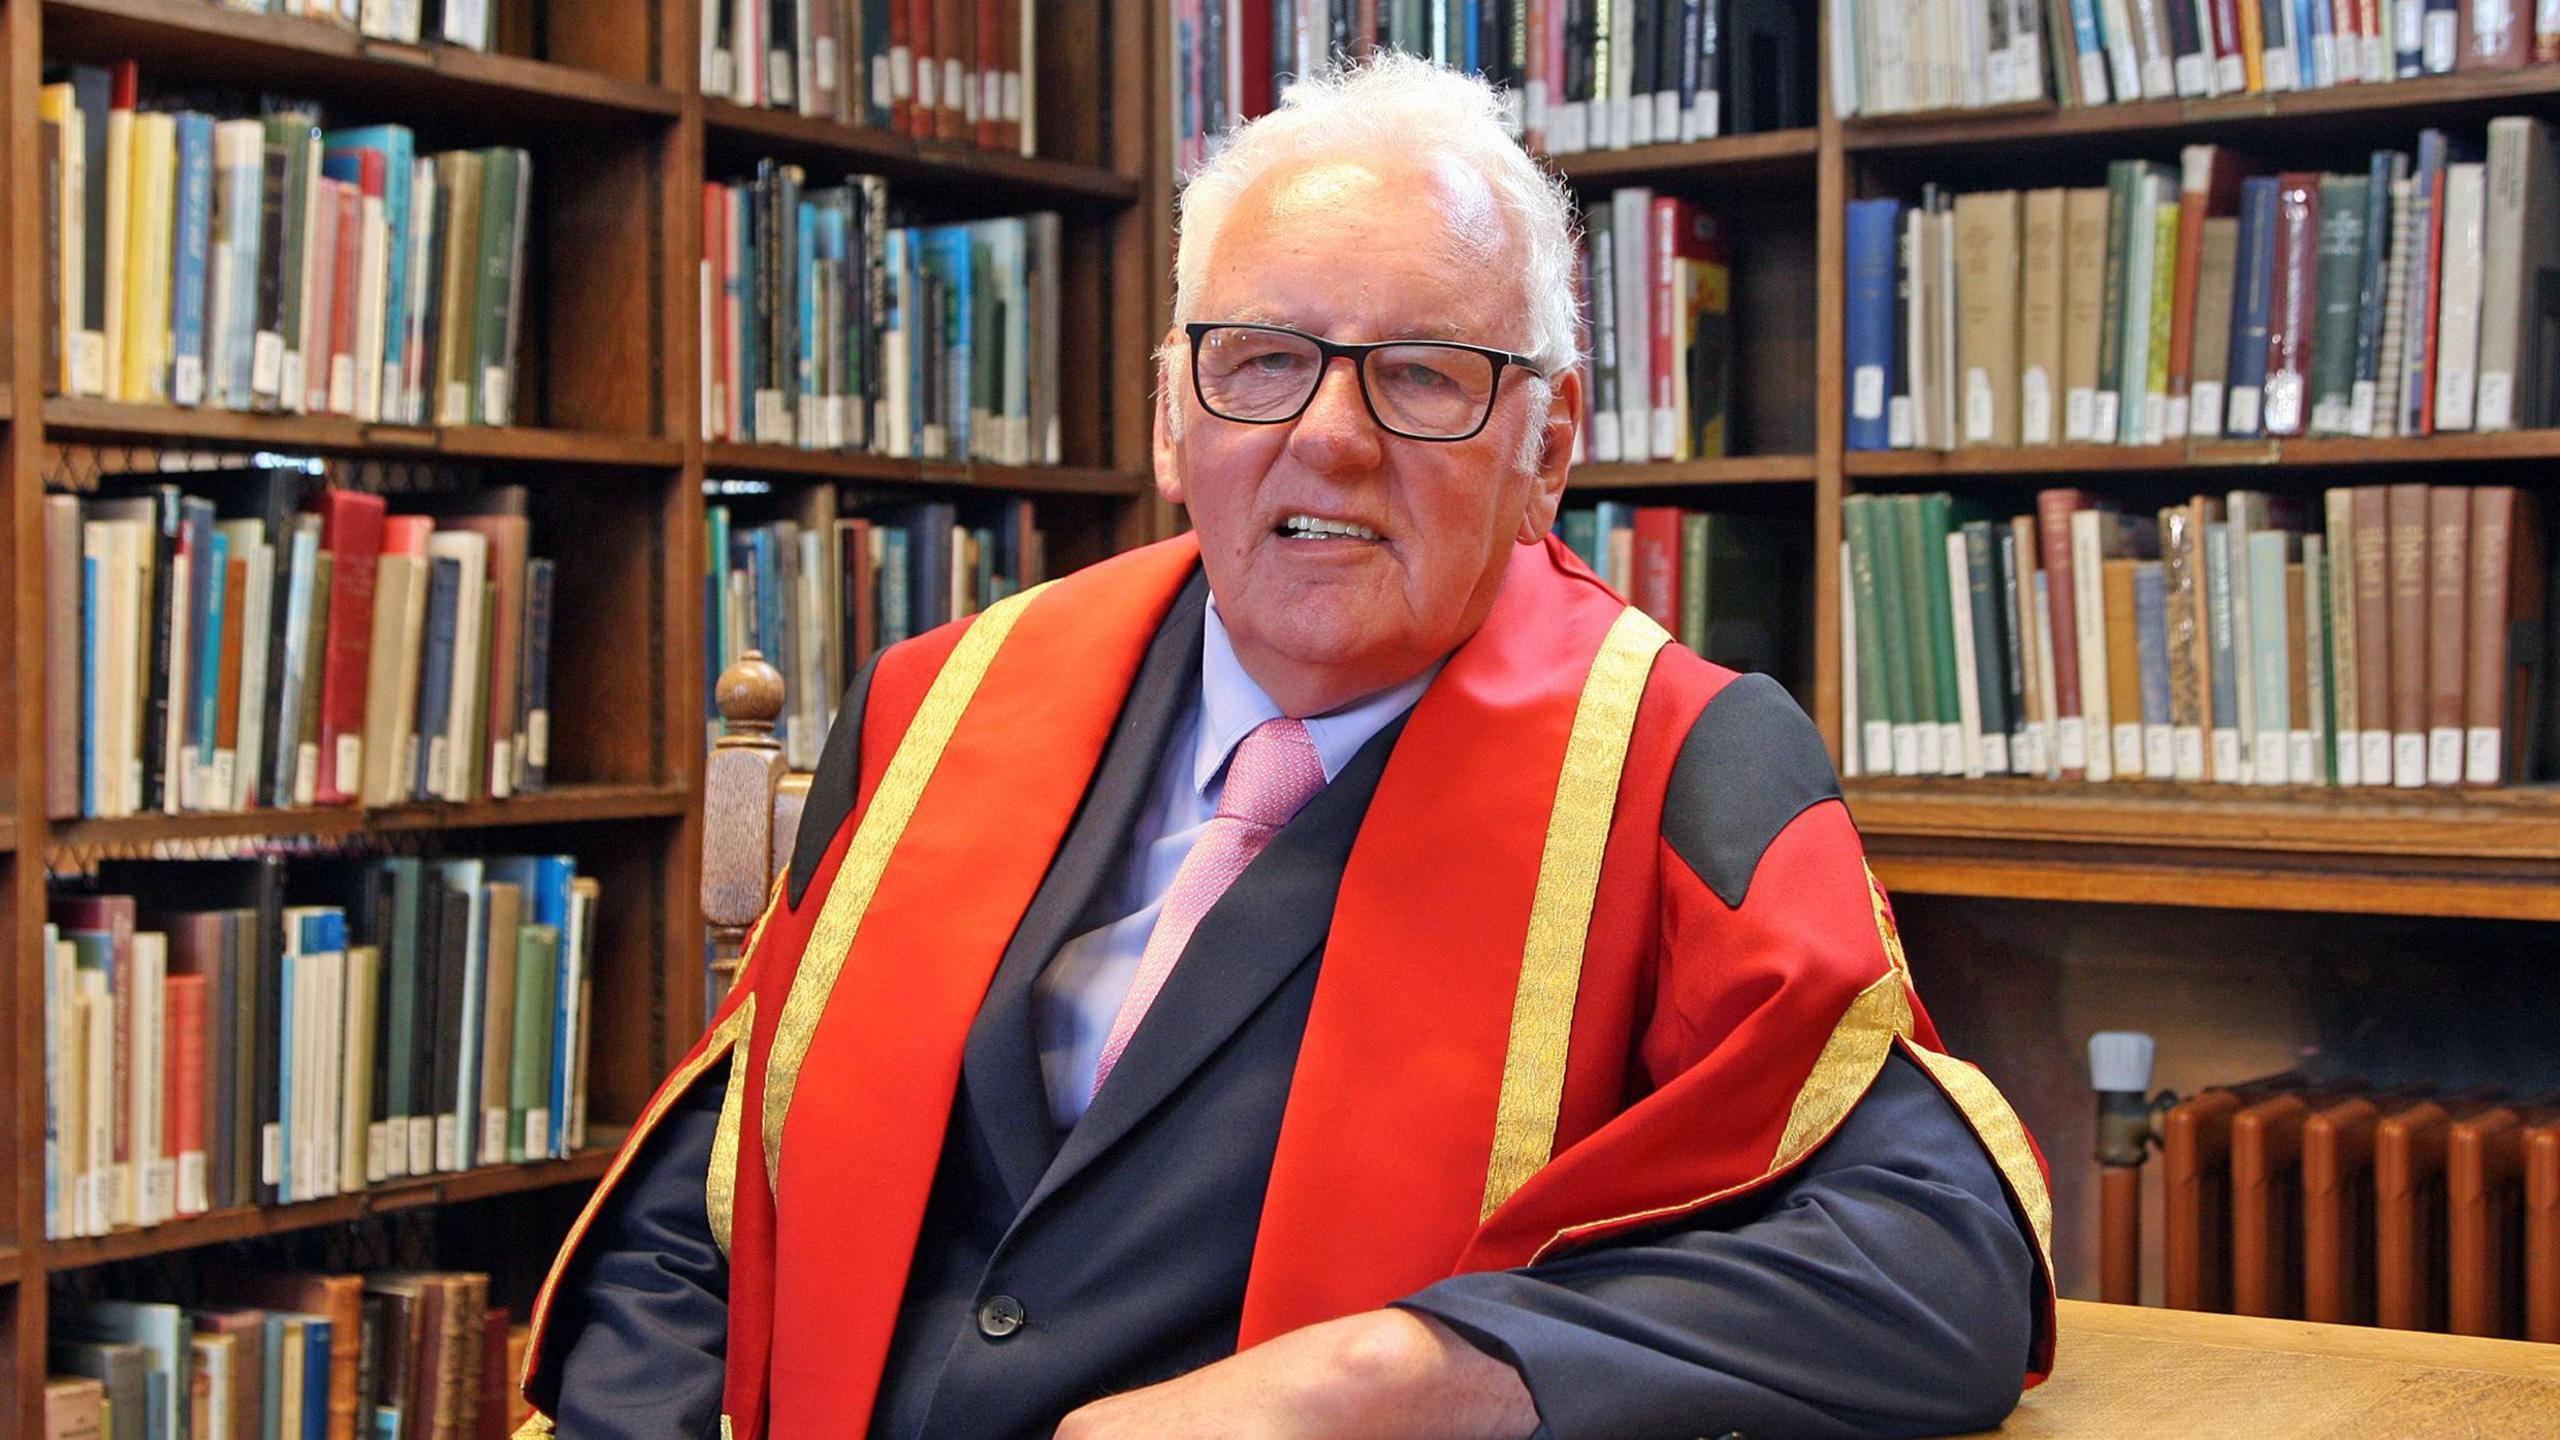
left=1153, top=346, right=1188, bottom=507
left=1515, top=366, right=1581, bottom=545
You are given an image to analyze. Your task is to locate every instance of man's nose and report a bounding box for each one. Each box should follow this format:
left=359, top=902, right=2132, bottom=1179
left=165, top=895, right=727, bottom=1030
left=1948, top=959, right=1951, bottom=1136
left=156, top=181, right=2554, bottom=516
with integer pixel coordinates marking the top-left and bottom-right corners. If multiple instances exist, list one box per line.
left=1286, top=356, right=1385, bottom=471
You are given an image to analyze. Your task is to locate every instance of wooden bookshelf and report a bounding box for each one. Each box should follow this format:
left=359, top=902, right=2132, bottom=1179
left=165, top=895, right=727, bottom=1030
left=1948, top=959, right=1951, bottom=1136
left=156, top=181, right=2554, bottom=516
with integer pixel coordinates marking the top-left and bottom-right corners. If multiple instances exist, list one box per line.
left=1845, top=429, right=2560, bottom=478
left=0, top=0, right=1165, bottom=1428
left=42, top=1148, right=618, bottom=1273
left=1544, top=127, right=1821, bottom=187
left=703, top=441, right=1151, bottom=496
left=1569, top=454, right=1820, bottom=489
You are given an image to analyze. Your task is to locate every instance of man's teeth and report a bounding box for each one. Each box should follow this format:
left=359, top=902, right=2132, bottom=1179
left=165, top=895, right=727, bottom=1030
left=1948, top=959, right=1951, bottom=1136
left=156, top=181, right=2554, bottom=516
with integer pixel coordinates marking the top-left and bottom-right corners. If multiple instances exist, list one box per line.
left=1280, top=515, right=1383, bottom=541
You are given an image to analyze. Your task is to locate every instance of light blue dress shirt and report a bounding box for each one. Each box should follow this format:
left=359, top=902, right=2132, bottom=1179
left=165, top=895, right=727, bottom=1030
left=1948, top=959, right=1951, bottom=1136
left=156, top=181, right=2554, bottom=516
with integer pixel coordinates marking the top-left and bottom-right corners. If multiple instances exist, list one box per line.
left=1032, top=597, right=1440, bottom=1133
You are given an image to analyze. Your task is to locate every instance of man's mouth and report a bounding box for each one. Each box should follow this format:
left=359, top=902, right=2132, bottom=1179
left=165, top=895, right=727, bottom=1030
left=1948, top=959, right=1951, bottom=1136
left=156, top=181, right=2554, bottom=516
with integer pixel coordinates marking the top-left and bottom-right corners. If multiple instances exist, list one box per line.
left=1275, top=514, right=1385, bottom=542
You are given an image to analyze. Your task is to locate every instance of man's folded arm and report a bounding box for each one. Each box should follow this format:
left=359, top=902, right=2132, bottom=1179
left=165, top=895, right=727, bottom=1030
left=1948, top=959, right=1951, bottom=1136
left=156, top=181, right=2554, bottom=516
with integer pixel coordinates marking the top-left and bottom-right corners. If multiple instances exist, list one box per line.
left=1395, top=1048, right=2039, bottom=1440
left=548, top=1060, right=732, bottom=1440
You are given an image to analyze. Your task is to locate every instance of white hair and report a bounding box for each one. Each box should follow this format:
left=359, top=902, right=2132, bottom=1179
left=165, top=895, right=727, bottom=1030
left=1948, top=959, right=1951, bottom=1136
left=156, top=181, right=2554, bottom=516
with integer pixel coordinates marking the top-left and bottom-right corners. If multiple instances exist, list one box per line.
left=1160, top=52, right=1582, bottom=463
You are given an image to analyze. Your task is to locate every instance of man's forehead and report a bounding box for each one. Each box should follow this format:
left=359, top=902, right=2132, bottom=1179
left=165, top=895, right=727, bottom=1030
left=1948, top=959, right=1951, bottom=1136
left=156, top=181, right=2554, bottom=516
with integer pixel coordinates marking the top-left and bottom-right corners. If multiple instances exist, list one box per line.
left=1227, top=152, right=1507, bottom=254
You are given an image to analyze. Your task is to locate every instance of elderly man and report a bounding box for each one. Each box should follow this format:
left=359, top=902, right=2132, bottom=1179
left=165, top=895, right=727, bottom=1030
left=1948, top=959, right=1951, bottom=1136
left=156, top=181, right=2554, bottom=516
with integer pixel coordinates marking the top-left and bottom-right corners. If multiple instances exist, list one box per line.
left=516, top=54, right=2055, bottom=1440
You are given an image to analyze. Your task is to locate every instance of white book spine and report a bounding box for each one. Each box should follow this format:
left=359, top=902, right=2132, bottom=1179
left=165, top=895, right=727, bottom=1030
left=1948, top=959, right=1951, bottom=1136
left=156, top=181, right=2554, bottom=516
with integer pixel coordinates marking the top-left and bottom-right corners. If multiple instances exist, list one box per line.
left=1948, top=532, right=1987, bottom=779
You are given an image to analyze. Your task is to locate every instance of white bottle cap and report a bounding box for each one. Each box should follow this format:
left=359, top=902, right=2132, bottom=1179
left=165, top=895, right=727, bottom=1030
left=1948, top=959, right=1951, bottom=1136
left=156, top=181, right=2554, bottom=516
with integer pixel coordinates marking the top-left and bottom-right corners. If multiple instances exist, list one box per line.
left=2088, top=1031, right=2156, bottom=1094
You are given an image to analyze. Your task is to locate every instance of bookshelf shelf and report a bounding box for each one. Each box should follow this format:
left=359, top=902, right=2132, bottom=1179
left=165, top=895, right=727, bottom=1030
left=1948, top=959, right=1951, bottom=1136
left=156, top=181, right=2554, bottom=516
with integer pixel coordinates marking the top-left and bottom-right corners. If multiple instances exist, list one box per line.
left=1842, top=66, right=2560, bottom=158
left=701, top=100, right=1142, bottom=210
left=40, top=399, right=686, bottom=469
left=1849, top=780, right=2560, bottom=920
left=42, top=0, right=682, bottom=126
left=703, top=441, right=1150, bottom=496
left=1844, top=429, right=2560, bottom=481
left=44, top=782, right=690, bottom=857
left=1570, top=454, right=1818, bottom=489
left=40, top=1147, right=620, bottom=1274
left=1544, top=128, right=1821, bottom=187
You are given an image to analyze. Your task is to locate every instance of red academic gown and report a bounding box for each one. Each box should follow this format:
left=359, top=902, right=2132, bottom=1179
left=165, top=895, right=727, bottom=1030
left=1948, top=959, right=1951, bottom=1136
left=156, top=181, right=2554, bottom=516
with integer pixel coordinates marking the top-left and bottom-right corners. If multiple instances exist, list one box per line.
left=515, top=532, right=2059, bottom=1437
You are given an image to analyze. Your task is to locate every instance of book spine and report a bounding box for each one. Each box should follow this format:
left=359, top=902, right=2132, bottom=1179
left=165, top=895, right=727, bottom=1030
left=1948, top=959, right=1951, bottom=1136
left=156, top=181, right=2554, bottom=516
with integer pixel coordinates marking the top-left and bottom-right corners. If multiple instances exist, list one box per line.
left=2074, top=510, right=2118, bottom=783
left=2136, top=560, right=2176, bottom=779
left=2432, top=162, right=2487, bottom=431
left=2263, top=172, right=2320, bottom=435
left=2039, top=491, right=2091, bottom=779
left=2249, top=528, right=2292, bottom=784
left=2227, top=176, right=2279, bottom=435
left=2105, top=556, right=2145, bottom=778
left=2425, top=484, right=2471, bottom=783
left=1946, top=531, right=1986, bottom=779
left=1964, top=523, right=2015, bottom=774
left=2462, top=488, right=2524, bottom=783
left=2386, top=482, right=2430, bottom=784
left=2326, top=488, right=2364, bottom=784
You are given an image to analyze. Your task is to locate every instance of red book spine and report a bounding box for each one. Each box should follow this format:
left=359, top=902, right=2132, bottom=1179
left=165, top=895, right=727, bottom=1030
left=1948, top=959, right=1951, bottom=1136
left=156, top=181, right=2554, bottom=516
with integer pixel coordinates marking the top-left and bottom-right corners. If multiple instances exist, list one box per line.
left=314, top=488, right=388, bottom=806
left=2461, top=0, right=2531, bottom=68
left=908, top=0, right=936, bottom=139
left=328, top=180, right=361, bottom=415
left=889, top=0, right=912, bottom=133
left=2038, top=489, right=2093, bottom=779
left=1240, top=0, right=1274, bottom=122
left=1630, top=506, right=1684, bottom=632
left=975, top=0, right=1004, bottom=147
left=165, top=972, right=208, bottom=1216
left=2208, top=0, right=2245, bottom=74
left=2263, top=172, right=2321, bottom=436
left=936, top=0, right=969, bottom=142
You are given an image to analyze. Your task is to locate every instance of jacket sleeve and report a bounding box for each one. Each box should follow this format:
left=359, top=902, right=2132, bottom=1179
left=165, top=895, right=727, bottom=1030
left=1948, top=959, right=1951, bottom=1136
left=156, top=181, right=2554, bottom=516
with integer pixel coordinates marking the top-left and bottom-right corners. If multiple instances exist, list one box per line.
left=1395, top=675, right=2042, bottom=1440
left=1394, top=1049, right=2036, bottom=1440
left=547, top=1061, right=731, bottom=1440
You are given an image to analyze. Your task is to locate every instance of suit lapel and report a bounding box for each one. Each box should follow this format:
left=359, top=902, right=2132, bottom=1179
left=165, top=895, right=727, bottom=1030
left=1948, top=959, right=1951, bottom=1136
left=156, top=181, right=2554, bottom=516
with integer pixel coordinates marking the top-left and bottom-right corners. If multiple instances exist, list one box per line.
left=1015, top=709, right=1411, bottom=1223
left=961, top=571, right=1210, bottom=1210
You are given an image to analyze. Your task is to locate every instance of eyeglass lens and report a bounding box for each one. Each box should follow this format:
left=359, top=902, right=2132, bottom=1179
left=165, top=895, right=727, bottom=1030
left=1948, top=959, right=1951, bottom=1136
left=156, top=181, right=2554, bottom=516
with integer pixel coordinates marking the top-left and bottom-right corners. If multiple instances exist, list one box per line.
left=1195, top=327, right=1498, bottom=438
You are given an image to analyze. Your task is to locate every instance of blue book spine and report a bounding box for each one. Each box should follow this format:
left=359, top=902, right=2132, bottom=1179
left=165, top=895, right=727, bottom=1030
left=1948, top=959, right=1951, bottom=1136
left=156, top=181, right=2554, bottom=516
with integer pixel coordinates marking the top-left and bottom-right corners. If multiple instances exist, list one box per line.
left=752, top=530, right=783, bottom=701
left=2226, top=176, right=2281, bottom=436
left=2295, top=0, right=2324, bottom=84
left=263, top=1316, right=288, bottom=1435
left=705, top=504, right=729, bottom=720
left=414, top=555, right=462, bottom=801
left=172, top=113, right=215, bottom=407
left=797, top=199, right=818, bottom=415
left=1845, top=198, right=1902, bottom=451
left=879, top=528, right=911, bottom=644
left=817, top=203, right=847, bottom=431
left=2135, top=559, right=2172, bottom=734
left=330, top=127, right=413, bottom=417
left=1463, top=0, right=1480, bottom=71
left=2065, top=0, right=2107, bottom=84
left=738, top=187, right=761, bottom=427
left=539, top=854, right=575, bottom=1156
left=197, top=529, right=230, bottom=787
left=301, top=1317, right=332, bottom=1440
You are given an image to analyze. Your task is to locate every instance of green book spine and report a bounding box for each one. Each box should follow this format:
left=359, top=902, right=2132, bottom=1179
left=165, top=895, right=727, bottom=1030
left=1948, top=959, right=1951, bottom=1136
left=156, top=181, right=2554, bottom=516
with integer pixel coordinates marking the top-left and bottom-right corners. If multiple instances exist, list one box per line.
left=378, top=858, right=421, bottom=1178
left=470, top=147, right=526, bottom=425
left=2304, top=534, right=2331, bottom=785
left=1842, top=497, right=1897, bottom=773
left=508, top=923, right=558, bottom=1163
left=2094, top=161, right=2134, bottom=440
left=1678, top=513, right=1710, bottom=654
left=2144, top=182, right=2181, bottom=444
left=1962, top=521, right=2013, bottom=773
left=2249, top=527, right=2294, bottom=784
left=2308, top=174, right=2372, bottom=436
left=2117, top=167, right=2163, bottom=444
left=1889, top=494, right=1947, bottom=773
left=1919, top=493, right=1964, bottom=767
left=1559, top=508, right=1598, bottom=571
left=1867, top=494, right=1922, bottom=773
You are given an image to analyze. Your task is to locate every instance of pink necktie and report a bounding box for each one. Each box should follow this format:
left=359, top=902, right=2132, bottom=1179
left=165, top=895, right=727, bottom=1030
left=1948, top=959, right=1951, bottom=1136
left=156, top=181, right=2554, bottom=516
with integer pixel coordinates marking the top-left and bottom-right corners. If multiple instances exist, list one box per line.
left=1090, top=717, right=1327, bottom=1096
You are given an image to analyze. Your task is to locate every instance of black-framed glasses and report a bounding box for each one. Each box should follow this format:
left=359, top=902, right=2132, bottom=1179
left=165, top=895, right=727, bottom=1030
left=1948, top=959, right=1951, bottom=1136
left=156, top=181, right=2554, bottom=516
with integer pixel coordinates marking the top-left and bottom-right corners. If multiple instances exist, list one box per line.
left=1185, top=321, right=1547, bottom=442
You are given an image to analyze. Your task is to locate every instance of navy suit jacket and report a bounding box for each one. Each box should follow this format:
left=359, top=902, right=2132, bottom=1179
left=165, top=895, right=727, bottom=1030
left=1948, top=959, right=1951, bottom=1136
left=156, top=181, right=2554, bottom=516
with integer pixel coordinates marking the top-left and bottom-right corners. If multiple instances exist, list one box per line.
left=547, top=574, right=2039, bottom=1439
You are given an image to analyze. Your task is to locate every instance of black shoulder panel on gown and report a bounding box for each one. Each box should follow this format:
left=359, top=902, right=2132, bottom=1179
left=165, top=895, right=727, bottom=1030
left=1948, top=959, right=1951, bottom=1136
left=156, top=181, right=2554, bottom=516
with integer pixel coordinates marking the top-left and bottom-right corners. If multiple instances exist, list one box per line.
left=786, top=648, right=885, bottom=910
left=1662, top=672, right=1844, bottom=909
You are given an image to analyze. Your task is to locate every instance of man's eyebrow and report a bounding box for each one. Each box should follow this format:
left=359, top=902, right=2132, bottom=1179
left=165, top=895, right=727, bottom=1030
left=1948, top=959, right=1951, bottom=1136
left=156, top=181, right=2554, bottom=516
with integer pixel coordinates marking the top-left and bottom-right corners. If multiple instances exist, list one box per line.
left=1216, top=310, right=1487, bottom=343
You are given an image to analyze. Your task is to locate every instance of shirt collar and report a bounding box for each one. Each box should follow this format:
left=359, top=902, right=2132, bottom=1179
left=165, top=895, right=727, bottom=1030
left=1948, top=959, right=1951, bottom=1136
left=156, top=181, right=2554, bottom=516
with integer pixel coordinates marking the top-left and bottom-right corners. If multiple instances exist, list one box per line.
left=1195, top=594, right=1443, bottom=796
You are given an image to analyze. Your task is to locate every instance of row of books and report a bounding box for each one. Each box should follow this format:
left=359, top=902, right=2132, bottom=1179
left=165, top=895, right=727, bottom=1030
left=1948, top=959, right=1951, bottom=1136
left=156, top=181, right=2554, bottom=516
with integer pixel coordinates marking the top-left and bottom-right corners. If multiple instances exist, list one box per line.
left=37, top=66, right=532, bottom=427
left=1168, top=2, right=1814, bottom=172
left=1850, top=123, right=2560, bottom=453
left=1837, top=484, right=2547, bottom=787
left=43, top=471, right=556, bottom=822
left=702, top=0, right=1040, bottom=155
left=1573, top=189, right=1736, bottom=465
left=43, top=853, right=600, bottom=1240
left=196, top=0, right=499, bottom=51
left=1558, top=502, right=1785, bottom=673
left=1830, top=0, right=2560, bottom=119
left=49, top=1274, right=527, bottom=1440
left=700, top=163, right=1062, bottom=464
left=704, top=490, right=1047, bottom=763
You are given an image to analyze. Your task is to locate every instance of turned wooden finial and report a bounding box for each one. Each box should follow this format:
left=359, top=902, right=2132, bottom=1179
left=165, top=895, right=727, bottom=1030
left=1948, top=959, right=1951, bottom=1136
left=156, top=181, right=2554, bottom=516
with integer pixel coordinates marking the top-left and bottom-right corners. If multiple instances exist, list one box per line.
left=716, top=650, right=787, bottom=741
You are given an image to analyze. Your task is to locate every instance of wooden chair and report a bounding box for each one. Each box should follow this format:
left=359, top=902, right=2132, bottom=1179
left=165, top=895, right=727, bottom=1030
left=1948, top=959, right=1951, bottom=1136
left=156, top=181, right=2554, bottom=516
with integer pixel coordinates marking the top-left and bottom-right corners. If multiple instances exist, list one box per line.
left=703, top=652, right=809, bottom=996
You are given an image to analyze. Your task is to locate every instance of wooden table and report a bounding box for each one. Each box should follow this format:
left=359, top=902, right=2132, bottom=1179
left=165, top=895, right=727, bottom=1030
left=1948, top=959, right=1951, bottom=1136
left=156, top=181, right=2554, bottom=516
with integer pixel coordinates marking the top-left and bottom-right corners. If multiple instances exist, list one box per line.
left=1967, top=1300, right=2560, bottom=1436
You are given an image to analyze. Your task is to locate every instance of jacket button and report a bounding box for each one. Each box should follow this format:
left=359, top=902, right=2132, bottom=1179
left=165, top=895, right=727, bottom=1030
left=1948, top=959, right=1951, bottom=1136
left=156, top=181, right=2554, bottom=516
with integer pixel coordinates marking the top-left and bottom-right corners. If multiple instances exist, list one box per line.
left=977, top=1295, right=1026, bottom=1339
